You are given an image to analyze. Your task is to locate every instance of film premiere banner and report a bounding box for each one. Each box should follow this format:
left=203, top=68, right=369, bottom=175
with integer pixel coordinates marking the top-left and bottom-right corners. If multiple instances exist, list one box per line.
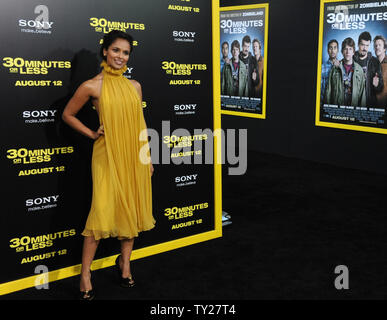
left=220, top=3, right=269, bottom=119
left=316, top=0, right=387, bottom=134
left=0, top=0, right=221, bottom=295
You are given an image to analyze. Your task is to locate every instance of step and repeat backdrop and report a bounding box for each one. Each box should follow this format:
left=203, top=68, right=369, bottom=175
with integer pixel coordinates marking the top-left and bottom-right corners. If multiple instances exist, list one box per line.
left=0, top=0, right=221, bottom=294
left=316, top=0, right=387, bottom=134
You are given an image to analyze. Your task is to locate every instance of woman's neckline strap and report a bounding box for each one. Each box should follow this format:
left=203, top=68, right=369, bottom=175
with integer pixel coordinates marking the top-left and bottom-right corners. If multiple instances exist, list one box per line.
left=101, top=60, right=127, bottom=76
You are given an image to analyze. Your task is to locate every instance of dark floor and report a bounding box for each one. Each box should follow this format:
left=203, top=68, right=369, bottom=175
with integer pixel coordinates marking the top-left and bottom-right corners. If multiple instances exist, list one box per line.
left=2, top=150, right=387, bottom=302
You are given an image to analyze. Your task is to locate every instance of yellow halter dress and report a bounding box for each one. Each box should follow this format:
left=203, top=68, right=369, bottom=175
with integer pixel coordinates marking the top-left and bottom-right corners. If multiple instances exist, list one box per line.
left=82, top=61, right=155, bottom=240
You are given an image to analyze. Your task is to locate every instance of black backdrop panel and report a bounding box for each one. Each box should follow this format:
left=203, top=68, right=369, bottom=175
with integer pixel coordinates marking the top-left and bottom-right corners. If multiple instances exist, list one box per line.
left=0, top=0, right=217, bottom=290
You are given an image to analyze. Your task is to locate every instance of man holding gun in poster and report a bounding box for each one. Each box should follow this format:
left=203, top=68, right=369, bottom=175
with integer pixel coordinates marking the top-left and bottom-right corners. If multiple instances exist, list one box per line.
left=221, top=40, right=249, bottom=97
left=354, top=31, right=384, bottom=107
left=325, top=37, right=366, bottom=107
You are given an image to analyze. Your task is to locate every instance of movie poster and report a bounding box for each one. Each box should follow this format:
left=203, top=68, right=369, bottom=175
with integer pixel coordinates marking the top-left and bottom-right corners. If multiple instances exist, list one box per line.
left=220, top=4, right=268, bottom=118
left=316, top=0, right=387, bottom=133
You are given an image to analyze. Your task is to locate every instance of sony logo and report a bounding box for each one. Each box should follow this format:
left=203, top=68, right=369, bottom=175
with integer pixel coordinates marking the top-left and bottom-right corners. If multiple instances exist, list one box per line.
left=26, top=195, right=59, bottom=207
left=175, top=174, right=198, bottom=183
left=19, top=20, right=54, bottom=29
left=23, top=110, right=57, bottom=118
left=173, top=31, right=196, bottom=38
left=174, top=104, right=197, bottom=111
left=19, top=5, right=53, bottom=30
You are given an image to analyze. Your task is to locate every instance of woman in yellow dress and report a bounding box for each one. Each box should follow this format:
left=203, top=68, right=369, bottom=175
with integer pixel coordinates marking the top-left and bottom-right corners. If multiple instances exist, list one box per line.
left=62, top=30, right=155, bottom=300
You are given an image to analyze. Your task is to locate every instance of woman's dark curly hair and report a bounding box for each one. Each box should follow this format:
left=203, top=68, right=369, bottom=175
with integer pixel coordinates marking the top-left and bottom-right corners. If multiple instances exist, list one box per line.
left=100, top=30, right=134, bottom=60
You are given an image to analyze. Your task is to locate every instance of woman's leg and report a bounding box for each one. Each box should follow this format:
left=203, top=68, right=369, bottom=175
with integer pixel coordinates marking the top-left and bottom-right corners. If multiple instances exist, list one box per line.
left=119, top=238, right=134, bottom=278
left=80, top=236, right=99, bottom=291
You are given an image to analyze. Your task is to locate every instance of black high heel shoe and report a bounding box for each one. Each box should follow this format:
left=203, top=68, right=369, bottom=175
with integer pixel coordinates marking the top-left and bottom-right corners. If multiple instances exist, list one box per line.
left=115, top=255, right=135, bottom=288
left=79, top=270, right=95, bottom=300
left=79, top=289, right=95, bottom=301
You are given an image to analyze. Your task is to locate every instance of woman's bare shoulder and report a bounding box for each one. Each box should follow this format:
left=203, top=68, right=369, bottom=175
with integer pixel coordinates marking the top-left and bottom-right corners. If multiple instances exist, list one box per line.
left=79, top=73, right=103, bottom=97
left=129, top=79, right=142, bottom=97
left=129, top=79, right=141, bottom=89
left=84, top=73, right=103, bottom=87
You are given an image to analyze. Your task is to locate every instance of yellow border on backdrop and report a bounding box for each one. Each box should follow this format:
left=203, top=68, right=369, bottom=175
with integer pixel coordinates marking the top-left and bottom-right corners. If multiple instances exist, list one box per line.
left=316, top=0, right=387, bottom=134
left=0, top=0, right=222, bottom=296
left=219, top=3, right=269, bottom=119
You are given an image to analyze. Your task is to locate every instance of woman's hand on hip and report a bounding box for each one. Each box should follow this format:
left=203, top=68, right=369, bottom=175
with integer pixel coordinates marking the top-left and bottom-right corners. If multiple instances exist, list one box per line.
left=93, top=124, right=104, bottom=140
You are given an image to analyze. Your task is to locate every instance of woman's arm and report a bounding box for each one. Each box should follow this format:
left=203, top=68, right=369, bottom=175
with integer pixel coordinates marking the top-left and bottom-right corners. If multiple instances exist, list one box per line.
left=62, top=81, right=102, bottom=140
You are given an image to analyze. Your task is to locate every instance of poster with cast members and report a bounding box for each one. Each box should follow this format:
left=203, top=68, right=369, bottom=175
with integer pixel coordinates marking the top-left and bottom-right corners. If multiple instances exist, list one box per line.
left=316, top=0, right=387, bottom=134
left=220, top=4, right=268, bottom=119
